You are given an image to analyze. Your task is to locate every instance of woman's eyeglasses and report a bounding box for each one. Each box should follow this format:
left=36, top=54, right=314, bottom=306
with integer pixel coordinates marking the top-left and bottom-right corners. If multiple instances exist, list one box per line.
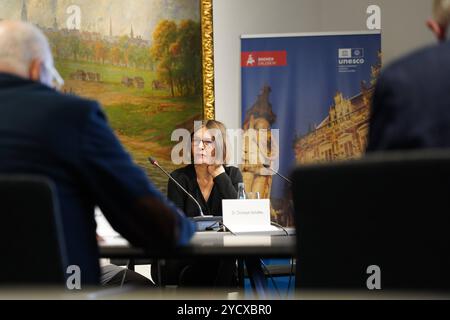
left=193, top=138, right=215, bottom=148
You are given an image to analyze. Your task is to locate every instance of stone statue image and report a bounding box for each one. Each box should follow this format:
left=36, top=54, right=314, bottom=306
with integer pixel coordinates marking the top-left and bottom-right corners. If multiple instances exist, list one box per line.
left=241, top=85, right=281, bottom=219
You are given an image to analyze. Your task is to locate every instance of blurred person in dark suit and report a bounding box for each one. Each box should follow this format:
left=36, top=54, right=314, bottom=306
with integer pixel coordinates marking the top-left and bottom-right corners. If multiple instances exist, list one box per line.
left=367, top=0, right=450, bottom=151
left=0, top=20, right=195, bottom=286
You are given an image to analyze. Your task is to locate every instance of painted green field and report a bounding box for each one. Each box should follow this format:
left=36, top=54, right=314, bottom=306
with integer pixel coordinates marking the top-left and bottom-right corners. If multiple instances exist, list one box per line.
left=55, top=59, right=202, bottom=194
left=56, top=59, right=155, bottom=87
left=107, top=97, right=201, bottom=145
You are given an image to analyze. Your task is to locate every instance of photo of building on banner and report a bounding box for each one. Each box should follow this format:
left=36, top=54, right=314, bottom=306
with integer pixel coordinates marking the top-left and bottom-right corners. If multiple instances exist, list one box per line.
left=241, top=32, right=382, bottom=226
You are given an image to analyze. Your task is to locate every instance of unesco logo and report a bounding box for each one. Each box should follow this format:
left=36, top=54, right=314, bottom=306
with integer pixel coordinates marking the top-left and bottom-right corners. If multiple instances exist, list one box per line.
left=338, top=48, right=365, bottom=65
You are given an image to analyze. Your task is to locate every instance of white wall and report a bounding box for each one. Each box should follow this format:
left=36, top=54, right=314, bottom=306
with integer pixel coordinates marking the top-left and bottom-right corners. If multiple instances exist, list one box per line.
left=213, top=0, right=435, bottom=129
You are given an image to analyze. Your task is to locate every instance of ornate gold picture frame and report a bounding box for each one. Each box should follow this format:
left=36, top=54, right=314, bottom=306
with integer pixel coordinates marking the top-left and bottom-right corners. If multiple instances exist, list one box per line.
left=201, top=0, right=215, bottom=120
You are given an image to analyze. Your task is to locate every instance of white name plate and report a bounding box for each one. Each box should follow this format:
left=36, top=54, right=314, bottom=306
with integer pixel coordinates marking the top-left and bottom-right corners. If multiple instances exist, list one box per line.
left=222, top=199, right=278, bottom=234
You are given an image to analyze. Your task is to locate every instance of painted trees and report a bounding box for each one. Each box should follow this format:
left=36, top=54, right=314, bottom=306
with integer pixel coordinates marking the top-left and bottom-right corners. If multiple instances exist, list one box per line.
left=151, top=19, right=201, bottom=97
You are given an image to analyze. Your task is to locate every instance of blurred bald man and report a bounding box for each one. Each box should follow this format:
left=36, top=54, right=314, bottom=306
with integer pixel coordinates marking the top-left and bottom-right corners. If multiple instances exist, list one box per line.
left=0, top=21, right=194, bottom=285
left=367, top=0, right=450, bottom=151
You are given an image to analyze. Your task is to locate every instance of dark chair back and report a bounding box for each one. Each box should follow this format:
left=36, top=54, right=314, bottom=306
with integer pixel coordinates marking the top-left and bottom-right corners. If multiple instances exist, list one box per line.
left=291, top=150, right=450, bottom=291
left=0, top=175, right=67, bottom=285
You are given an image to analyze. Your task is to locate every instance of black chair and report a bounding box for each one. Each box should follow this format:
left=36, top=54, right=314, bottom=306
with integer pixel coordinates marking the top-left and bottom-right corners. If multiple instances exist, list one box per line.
left=0, top=175, right=67, bottom=285
left=291, top=150, right=450, bottom=292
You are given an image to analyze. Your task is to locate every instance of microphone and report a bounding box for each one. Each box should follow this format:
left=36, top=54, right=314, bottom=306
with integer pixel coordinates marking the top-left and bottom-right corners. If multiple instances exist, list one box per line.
left=148, top=157, right=221, bottom=224
left=263, top=164, right=293, bottom=185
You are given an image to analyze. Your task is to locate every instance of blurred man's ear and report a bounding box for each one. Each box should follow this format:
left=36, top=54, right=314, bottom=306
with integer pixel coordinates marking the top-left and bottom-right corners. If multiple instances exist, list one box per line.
left=427, top=19, right=447, bottom=42
left=28, top=59, right=42, bottom=83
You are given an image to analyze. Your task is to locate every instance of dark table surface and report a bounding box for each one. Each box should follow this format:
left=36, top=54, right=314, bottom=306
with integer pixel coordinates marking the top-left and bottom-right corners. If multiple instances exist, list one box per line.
left=99, top=231, right=296, bottom=259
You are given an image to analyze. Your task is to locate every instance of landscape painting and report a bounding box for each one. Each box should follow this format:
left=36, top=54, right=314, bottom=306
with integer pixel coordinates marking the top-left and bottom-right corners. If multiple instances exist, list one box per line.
left=0, top=0, right=208, bottom=194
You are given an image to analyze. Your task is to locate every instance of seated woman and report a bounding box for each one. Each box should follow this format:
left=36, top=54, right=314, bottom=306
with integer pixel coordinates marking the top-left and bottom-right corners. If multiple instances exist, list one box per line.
left=168, top=120, right=242, bottom=217
left=157, top=120, right=243, bottom=287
